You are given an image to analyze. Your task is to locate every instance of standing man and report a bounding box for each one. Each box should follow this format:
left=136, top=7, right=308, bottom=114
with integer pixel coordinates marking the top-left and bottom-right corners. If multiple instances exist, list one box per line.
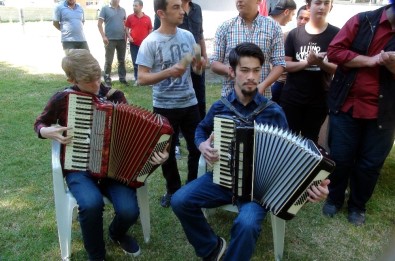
left=136, top=0, right=205, bottom=208
left=211, top=0, right=286, bottom=98
left=53, top=0, right=89, bottom=51
left=98, top=0, right=128, bottom=86
left=125, top=0, right=153, bottom=85
left=154, top=0, right=207, bottom=159
left=323, top=3, right=395, bottom=226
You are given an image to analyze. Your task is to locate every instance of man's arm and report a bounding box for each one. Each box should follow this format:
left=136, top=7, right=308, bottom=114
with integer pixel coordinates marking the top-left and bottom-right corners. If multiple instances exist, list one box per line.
left=258, top=65, right=284, bottom=95
left=53, top=21, right=60, bottom=31
left=137, top=64, right=188, bottom=86
left=97, top=18, right=109, bottom=46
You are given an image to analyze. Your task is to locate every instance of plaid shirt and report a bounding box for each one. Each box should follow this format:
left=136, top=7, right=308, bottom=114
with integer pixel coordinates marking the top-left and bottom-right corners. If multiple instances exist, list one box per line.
left=211, top=14, right=286, bottom=98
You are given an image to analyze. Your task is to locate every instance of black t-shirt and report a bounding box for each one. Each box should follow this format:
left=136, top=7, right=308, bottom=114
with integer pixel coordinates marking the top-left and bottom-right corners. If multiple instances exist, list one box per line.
left=281, top=24, right=339, bottom=107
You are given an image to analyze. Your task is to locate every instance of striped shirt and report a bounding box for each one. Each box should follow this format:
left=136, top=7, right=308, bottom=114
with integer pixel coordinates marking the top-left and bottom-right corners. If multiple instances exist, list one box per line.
left=211, top=14, right=286, bottom=98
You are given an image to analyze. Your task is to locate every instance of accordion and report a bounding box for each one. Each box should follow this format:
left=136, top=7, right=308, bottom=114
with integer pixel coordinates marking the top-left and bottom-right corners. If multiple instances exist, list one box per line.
left=63, top=92, right=173, bottom=188
left=213, top=115, right=335, bottom=220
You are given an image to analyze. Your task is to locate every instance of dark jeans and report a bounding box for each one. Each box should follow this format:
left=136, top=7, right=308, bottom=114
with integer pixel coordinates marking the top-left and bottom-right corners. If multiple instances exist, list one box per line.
left=328, top=111, right=395, bottom=212
left=65, top=172, right=139, bottom=260
left=154, top=105, right=201, bottom=193
left=280, top=102, right=327, bottom=143
left=62, top=41, right=89, bottom=51
left=191, top=69, right=206, bottom=119
left=271, top=81, right=284, bottom=103
left=104, top=39, right=126, bottom=81
left=171, top=173, right=268, bottom=260
left=129, top=42, right=139, bottom=81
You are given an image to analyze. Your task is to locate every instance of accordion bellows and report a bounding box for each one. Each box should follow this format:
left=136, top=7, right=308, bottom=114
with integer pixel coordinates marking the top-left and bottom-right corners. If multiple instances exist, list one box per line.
left=213, top=115, right=335, bottom=220
left=63, top=92, right=173, bottom=188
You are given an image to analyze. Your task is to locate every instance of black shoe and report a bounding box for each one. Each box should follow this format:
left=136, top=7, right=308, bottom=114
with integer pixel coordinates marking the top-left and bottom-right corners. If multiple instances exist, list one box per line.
left=110, top=234, right=140, bottom=257
left=160, top=192, right=173, bottom=208
left=203, top=237, right=226, bottom=261
left=348, top=210, right=365, bottom=226
left=119, top=79, right=129, bottom=86
left=322, top=200, right=341, bottom=217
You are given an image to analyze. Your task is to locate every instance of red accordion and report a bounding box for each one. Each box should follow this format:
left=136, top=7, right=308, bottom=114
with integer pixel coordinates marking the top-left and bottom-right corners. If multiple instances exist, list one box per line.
left=63, top=92, right=173, bottom=188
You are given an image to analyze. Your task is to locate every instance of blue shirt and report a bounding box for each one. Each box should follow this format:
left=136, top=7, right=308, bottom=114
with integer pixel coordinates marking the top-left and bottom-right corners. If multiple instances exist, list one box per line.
left=99, top=5, right=127, bottom=40
left=195, top=90, right=288, bottom=148
left=53, top=1, right=86, bottom=42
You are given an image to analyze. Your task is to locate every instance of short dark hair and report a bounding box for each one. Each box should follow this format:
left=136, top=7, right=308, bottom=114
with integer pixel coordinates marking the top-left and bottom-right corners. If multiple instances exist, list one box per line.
left=229, top=42, right=264, bottom=72
left=297, top=5, right=308, bottom=16
left=154, top=0, right=167, bottom=13
left=134, top=0, right=143, bottom=6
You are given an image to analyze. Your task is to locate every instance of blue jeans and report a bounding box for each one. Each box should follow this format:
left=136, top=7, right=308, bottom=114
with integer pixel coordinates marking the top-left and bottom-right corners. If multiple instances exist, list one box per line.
left=65, top=172, right=139, bottom=260
left=104, top=39, right=127, bottom=81
left=154, top=105, right=201, bottom=193
left=328, top=111, right=395, bottom=212
left=129, top=42, right=139, bottom=81
left=171, top=173, right=268, bottom=261
left=271, top=80, right=284, bottom=103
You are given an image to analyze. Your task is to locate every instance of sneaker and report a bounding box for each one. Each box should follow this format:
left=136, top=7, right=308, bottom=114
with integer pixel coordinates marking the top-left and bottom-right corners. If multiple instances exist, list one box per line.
left=175, top=146, right=181, bottom=160
left=160, top=192, right=173, bottom=208
left=134, top=80, right=139, bottom=86
left=110, top=234, right=140, bottom=257
left=348, top=210, right=365, bottom=226
left=119, top=79, right=129, bottom=86
left=203, top=237, right=226, bottom=261
left=322, top=200, right=341, bottom=217
left=104, top=78, right=112, bottom=87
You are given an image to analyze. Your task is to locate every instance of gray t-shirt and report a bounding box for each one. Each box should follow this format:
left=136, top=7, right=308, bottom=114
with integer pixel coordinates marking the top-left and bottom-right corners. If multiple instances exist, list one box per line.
left=53, top=2, right=86, bottom=42
left=98, top=5, right=126, bottom=40
left=136, top=28, right=198, bottom=109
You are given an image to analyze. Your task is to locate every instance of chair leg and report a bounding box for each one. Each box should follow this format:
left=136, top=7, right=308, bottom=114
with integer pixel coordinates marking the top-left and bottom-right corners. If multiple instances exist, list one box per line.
left=137, top=184, right=150, bottom=243
left=270, top=213, right=285, bottom=261
left=56, top=194, right=76, bottom=260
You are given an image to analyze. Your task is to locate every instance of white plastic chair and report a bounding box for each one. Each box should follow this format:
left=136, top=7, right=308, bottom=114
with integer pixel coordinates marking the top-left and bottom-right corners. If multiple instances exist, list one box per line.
left=51, top=140, right=151, bottom=261
left=198, top=156, right=286, bottom=261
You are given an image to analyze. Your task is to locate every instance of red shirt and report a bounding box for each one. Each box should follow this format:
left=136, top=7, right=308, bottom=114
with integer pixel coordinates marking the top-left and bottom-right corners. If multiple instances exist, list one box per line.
left=125, top=12, right=152, bottom=46
left=327, top=10, right=394, bottom=119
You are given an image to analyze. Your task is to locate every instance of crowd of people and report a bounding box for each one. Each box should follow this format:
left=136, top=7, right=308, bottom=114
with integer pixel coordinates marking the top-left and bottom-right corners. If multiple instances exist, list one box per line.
left=43, top=0, right=395, bottom=260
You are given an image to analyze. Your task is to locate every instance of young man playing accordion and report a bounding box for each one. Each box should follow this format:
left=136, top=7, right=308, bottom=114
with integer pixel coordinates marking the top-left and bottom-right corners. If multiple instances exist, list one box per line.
left=34, top=49, right=169, bottom=260
left=171, top=42, right=330, bottom=261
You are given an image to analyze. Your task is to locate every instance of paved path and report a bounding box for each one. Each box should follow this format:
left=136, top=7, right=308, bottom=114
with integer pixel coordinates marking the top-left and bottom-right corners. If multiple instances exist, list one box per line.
left=0, top=3, right=381, bottom=82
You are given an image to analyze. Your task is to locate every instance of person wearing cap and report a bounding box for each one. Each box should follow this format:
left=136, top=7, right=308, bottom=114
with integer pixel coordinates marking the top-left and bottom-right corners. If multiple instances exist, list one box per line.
left=211, top=0, right=286, bottom=99
left=269, top=0, right=297, bottom=26
left=279, top=0, right=339, bottom=144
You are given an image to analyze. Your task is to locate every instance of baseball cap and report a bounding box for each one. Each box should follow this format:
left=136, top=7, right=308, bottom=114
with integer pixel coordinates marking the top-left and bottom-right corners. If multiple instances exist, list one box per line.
left=269, top=0, right=297, bottom=16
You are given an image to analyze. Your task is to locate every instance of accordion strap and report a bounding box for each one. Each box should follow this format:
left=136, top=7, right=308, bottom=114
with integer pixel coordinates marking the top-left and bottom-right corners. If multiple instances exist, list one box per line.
left=220, top=97, right=274, bottom=123
left=105, top=88, right=117, bottom=99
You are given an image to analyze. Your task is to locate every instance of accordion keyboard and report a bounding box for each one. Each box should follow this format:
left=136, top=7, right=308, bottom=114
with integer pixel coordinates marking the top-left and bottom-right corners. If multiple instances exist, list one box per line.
left=64, top=94, right=94, bottom=170
left=213, top=117, right=235, bottom=188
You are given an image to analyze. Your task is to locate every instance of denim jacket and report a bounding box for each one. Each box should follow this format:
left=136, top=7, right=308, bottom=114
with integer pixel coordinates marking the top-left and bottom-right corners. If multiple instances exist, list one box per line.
left=327, top=5, right=395, bottom=129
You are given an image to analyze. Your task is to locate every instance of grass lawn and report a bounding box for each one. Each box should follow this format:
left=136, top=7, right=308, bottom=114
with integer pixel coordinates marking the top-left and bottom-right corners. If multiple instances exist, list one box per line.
left=0, top=61, right=394, bottom=261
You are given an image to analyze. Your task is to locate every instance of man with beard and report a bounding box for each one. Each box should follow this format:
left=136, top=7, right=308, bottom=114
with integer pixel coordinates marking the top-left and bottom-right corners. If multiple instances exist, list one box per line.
left=171, top=42, right=330, bottom=261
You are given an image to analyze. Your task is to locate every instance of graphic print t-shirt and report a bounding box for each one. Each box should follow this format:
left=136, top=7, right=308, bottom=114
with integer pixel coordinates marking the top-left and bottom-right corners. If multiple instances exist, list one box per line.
left=281, top=24, right=339, bottom=107
left=136, top=28, right=197, bottom=109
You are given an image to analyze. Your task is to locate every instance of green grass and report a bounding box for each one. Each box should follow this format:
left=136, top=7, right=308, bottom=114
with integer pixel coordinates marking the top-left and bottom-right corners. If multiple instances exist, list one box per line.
left=0, top=61, right=394, bottom=260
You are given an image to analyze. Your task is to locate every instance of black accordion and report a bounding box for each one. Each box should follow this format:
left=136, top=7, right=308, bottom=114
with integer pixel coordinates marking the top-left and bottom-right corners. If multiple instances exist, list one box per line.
left=213, top=115, right=335, bottom=220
